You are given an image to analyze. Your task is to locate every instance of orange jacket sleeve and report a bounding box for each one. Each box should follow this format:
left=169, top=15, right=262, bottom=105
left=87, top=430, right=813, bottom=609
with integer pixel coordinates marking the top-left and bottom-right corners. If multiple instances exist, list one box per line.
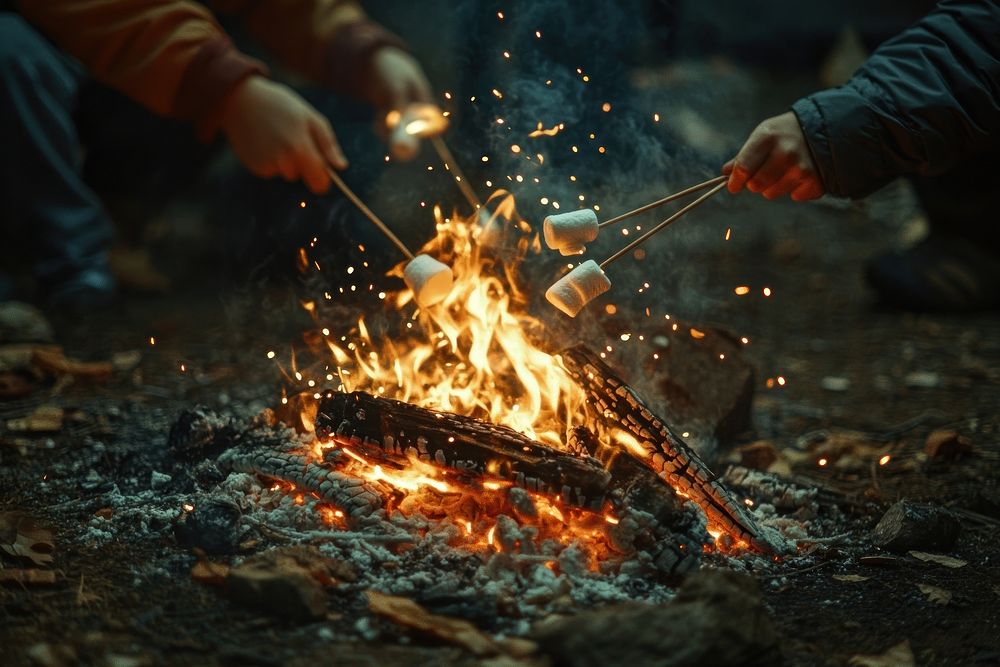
left=15, top=1, right=404, bottom=138
left=211, top=0, right=405, bottom=94
left=15, top=0, right=268, bottom=137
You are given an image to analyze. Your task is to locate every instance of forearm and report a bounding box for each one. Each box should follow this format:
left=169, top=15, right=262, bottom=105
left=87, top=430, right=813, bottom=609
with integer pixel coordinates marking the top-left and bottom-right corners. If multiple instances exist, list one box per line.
left=794, top=0, right=1000, bottom=198
left=211, top=0, right=405, bottom=94
left=16, top=0, right=267, bottom=138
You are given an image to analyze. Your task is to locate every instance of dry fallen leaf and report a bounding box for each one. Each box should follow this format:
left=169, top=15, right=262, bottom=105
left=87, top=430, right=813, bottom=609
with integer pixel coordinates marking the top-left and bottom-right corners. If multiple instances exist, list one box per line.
left=367, top=590, right=530, bottom=657
left=0, top=569, right=57, bottom=586
left=849, top=639, right=915, bottom=667
left=31, top=347, right=113, bottom=380
left=909, top=551, right=967, bottom=568
left=833, top=574, right=870, bottom=582
left=191, top=559, right=230, bottom=586
left=111, top=350, right=142, bottom=372
left=6, top=405, right=64, bottom=433
left=917, top=583, right=952, bottom=606
left=0, top=515, right=55, bottom=566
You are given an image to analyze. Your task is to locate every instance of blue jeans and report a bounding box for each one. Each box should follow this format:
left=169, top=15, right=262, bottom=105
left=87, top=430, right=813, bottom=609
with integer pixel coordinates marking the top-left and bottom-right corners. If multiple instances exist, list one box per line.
left=0, top=13, right=113, bottom=296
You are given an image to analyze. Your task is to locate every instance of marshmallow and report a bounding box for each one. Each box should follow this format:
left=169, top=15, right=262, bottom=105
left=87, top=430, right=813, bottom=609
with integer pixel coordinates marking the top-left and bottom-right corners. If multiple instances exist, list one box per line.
left=403, top=254, right=454, bottom=307
left=543, top=209, right=599, bottom=252
left=387, top=104, right=449, bottom=161
left=559, top=245, right=586, bottom=256
left=545, top=260, right=612, bottom=317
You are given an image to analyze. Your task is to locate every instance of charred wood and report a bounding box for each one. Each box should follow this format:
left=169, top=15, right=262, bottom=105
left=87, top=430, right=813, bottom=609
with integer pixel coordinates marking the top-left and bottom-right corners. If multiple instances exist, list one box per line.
left=315, top=391, right=612, bottom=511
left=560, top=345, right=775, bottom=552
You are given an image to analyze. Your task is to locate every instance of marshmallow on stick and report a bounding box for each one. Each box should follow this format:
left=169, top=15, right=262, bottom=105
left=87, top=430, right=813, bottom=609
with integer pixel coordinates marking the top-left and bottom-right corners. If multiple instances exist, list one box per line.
left=404, top=254, right=454, bottom=307
left=543, top=209, right=599, bottom=253
left=387, top=104, right=449, bottom=161
left=545, top=260, right=611, bottom=317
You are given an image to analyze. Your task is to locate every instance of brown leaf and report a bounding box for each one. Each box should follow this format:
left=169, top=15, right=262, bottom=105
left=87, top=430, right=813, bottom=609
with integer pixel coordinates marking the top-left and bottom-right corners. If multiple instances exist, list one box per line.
left=917, top=583, right=952, bottom=605
left=833, top=574, right=870, bottom=582
left=6, top=405, right=64, bottom=433
left=924, top=430, right=973, bottom=461
left=111, top=350, right=142, bottom=372
left=191, top=560, right=230, bottom=586
left=0, top=515, right=55, bottom=566
left=909, top=551, right=967, bottom=568
left=32, top=347, right=112, bottom=380
left=0, top=569, right=57, bottom=586
left=367, top=590, right=514, bottom=657
left=849, top=640, right=915, bottom=667
left=0, top=371, right=36, bottom=399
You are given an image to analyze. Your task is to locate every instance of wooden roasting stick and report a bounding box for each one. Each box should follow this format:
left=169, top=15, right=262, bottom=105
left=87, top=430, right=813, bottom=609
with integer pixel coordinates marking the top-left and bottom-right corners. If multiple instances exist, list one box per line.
left=601, top=181, right=727, bottom=269
left=599, top=175, right=727, bottom=230
left=326, top=167, right=415, bottom=261
left=430, top=135, right=485, bottom=215
left=560, top=344, right=777, bottom=553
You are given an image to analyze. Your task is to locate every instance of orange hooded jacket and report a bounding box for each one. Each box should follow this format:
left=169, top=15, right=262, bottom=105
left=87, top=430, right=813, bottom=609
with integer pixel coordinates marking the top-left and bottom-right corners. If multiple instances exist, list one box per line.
left=15, top=0, right=403, bottom=138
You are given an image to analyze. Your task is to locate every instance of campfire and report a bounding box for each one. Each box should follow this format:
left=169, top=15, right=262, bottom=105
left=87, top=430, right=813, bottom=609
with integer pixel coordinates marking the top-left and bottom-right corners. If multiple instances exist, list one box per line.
left=179, top=190, right=776, bottom=587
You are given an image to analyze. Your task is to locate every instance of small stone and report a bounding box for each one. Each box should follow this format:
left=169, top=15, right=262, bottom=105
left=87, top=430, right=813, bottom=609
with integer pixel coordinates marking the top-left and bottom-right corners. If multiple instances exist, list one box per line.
left=226, top=550, right=328, bottom=621
left=736, top=441, right=778, bottom=470
left=820, top=376, right=850, bottom=392
left=904, top=371, right=940, bottom=389
left=872, top=500, right=960, bottom=553
left=533, top=570, right=778, bottom=667
left=150, top=471, right=172, bottom=490
left=173, top=497, right=242, bottom=555
left=924, top=430, right=972, bottom=461
left=0, top=302, right=54, bottom=344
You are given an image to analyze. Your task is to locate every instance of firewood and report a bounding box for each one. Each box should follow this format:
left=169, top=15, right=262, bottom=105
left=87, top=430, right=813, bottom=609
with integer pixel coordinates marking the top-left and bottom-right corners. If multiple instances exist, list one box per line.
left=316, top=391, right=612, bottom=511
left=217, top=444, right=383, bottom=524
left=560, top=344, right=774, bottom=552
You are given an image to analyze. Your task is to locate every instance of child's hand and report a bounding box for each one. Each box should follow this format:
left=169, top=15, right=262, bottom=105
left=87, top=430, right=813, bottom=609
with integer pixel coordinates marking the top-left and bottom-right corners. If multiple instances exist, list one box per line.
left=220, top=76, right=347, bottom=194
left=363, top=46, right=433, bottom=114
left=724, top=111, right=824, bottom=201
left=361, top=47, right=434, bottom=159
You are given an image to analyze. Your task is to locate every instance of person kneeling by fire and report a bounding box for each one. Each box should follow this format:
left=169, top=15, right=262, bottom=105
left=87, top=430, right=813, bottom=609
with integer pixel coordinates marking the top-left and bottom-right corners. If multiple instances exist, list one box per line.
left=724, top=0, right=1000, bottom=313
left=1, top=0, right=433, bottom=310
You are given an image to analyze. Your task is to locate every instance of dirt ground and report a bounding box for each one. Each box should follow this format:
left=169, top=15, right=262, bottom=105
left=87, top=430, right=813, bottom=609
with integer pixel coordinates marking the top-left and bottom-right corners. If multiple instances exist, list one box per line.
left=2, top=53, right=1000, bottom=667
left=2, top=183, right=998, bottom=666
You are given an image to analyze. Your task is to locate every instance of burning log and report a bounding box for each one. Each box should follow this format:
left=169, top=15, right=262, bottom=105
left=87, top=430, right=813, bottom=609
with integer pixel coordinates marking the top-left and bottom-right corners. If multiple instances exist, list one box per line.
left=315, top=391, right=612, bottom=511
left=560, top=345, right=775, bottom=552
left=218, top=446, right=384, bottom=524
left=316, top=392, right=705, bottom=574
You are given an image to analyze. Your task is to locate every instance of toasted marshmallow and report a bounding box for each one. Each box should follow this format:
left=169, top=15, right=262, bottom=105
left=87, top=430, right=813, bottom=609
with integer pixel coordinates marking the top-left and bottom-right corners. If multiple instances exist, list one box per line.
left=543, top=209, right=599, bottom=252
left=545, top=260, right=611, bottom=317
left=403, top=254, right=454, bottom=306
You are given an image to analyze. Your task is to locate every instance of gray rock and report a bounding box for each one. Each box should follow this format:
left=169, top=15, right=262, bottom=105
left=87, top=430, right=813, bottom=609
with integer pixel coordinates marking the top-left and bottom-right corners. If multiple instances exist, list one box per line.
left=872, top=500, right=960, bottom=553
left=226, top=558, right=327, bottom=622
left=0, top=302, right=54, bottom=344
left=533, top=570, right=779, bottom=667
left=173, top=496, right=242, bottom=554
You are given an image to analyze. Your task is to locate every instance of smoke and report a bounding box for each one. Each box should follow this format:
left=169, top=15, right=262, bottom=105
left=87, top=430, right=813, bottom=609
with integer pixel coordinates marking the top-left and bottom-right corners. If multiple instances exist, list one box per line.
left=405, top=1, right=734, bottom=327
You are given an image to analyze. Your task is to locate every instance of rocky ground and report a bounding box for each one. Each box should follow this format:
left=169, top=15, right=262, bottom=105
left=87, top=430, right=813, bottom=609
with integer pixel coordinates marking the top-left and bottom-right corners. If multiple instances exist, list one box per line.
left=2, top=55, right=1000, bottom=667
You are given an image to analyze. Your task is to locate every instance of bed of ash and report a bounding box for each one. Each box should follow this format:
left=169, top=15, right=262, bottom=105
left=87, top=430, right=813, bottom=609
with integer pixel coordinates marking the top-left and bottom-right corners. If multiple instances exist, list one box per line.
left=65, top=403, right=845, bottom=637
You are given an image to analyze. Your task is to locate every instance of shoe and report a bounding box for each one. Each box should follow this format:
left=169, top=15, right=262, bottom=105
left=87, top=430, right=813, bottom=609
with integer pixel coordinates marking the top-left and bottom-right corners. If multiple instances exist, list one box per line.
left=865, top=234, right=1000, bottom=312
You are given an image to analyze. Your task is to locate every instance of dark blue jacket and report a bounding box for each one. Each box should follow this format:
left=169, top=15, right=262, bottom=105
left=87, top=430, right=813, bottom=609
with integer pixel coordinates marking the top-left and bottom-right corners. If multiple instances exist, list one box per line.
left=792, top=0, right=1000, bottom=198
